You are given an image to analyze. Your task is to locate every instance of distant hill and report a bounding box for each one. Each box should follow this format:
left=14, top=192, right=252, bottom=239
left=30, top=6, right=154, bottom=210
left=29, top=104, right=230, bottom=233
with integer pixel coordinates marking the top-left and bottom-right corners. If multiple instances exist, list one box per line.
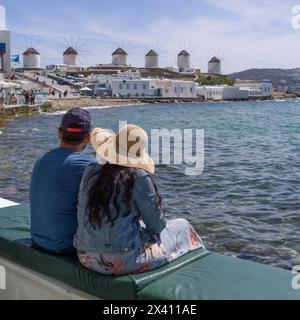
left=228, top=68, right=300, bottom=93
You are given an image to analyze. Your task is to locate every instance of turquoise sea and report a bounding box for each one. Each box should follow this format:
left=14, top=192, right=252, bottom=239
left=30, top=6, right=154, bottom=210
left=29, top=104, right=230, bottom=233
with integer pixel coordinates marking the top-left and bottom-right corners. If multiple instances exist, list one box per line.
left=0, top=100, right=300, bottom=269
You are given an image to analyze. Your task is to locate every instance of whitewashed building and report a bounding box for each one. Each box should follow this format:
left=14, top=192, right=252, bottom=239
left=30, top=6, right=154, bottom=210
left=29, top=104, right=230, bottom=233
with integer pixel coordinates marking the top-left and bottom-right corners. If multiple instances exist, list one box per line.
left=234, top=80, right=273, bottom=97
left=89, top=71, right=142, bottom=96
left=196, top=85, right=249, bottom=101
left=238, top=88, right=262, bottom=98
left=157, top=80, right=196, bottom=98
left=222, top=86, right=249, bottom=100
left=111, top=79, right=196, bottom=98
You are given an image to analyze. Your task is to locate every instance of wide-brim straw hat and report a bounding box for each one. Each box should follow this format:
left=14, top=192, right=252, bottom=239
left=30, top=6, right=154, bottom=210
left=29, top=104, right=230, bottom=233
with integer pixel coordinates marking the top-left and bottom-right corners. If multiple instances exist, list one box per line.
left=91, top=124, right=155, bottom=174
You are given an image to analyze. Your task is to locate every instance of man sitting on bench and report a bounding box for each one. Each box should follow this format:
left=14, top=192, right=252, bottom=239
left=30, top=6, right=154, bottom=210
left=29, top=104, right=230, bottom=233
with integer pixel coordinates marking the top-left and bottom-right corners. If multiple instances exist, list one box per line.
left=30, top=108, right=96, bottom=255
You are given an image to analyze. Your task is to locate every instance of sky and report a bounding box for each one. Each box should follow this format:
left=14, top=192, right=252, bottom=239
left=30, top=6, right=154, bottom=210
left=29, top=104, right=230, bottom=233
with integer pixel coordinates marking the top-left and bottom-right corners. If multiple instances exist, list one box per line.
left=1, top=0, right=300, bottom=73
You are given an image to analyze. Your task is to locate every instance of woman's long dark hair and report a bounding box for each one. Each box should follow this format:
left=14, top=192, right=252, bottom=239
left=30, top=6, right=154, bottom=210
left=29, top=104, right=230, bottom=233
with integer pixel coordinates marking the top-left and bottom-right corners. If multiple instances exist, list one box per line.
left=85, top=164, right=162, bottom=229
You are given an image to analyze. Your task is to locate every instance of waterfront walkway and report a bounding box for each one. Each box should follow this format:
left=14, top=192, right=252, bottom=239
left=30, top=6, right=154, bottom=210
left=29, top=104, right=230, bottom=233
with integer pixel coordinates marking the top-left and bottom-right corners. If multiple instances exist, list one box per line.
left=14, top=73, right=79, bottom=99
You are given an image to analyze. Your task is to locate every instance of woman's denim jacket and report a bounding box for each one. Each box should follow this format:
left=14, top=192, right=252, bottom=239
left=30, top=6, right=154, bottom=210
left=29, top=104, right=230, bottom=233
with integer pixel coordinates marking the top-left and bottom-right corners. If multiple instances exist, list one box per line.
left=73, top=164, right=167, bottom=254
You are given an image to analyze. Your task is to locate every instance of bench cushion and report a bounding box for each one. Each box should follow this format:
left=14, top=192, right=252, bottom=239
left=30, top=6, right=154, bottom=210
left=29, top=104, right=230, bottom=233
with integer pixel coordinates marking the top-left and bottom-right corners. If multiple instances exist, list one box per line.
left=0, top=204, right=209, bottom=300
left=1, top=204, right=299, bottom=300
left=138, top=251, right=300, bottom=300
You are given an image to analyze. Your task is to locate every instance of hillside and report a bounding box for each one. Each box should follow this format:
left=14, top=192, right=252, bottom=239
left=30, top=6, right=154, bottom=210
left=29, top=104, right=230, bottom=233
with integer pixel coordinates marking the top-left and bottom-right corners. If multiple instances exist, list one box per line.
left=228, top=68, right=300, bottom=93
left=196, top=74, right=235, bottom=86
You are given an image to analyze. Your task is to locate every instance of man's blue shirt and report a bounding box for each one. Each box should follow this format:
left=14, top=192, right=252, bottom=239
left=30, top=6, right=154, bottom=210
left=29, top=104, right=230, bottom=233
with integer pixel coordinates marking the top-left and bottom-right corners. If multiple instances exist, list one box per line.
left=30, top=147, right=96, bottom=250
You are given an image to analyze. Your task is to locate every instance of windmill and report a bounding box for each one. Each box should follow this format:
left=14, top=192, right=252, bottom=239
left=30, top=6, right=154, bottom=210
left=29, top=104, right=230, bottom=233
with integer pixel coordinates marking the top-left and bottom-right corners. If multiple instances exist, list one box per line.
left=12, top=36, right=43, bottom=70
left=59, top=36, right=88, bottom=66
left=144, top=43, right=167, bottom=68
left=206, top=47, right=229, bottom=75
left=175, top=42, right=201, bottom=71
left=110, top=41, right=137, bottom=66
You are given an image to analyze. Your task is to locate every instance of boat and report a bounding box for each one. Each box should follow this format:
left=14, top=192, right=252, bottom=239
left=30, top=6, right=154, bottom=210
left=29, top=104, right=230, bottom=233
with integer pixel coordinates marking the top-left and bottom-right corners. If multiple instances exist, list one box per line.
left=0, top=197, right=299, bottom=300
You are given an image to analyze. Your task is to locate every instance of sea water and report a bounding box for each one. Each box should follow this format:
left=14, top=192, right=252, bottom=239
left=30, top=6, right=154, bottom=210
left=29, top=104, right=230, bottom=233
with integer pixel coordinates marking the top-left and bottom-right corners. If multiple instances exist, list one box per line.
left=0, top=100, right=299, bottom=269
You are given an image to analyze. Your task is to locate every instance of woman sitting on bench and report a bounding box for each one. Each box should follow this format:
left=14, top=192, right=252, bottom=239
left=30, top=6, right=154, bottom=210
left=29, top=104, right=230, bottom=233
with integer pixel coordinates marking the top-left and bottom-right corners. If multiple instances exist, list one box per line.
left=74, top=124, right=205, bottom=275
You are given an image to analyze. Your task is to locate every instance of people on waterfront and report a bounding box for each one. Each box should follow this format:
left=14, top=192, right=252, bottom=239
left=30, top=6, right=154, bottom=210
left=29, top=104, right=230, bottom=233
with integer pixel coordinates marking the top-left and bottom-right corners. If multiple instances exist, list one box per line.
left=0, top=89, right=6, bottom=106
left=20, top=90, right=37, bottom=105
left=74, top=124, right=205, bottom=275
left=23, top=90, right=30, bottom=105
left=30, top=108, right=97, bottom=255
left=30, top=90, right=35, bottom=105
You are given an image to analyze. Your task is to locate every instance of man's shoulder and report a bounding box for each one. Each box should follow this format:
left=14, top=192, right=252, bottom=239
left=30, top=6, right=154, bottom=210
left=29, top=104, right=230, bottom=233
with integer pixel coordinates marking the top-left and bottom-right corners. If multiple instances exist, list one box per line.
left=34, top=148, right=96, bottom=171
left=66, top=152, right=97, bottom=167
left=33, top=148, right=61, bottom=167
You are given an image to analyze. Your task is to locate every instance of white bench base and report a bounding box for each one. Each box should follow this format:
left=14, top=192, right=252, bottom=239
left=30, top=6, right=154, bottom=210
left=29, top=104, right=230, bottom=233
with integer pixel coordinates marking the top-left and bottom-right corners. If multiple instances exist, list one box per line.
left=0, top=256, right=99, bottom=300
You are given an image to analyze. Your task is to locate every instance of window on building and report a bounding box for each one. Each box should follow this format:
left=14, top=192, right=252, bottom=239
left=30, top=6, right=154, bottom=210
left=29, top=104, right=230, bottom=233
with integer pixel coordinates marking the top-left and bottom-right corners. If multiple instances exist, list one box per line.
left=181, top=87, right=183, bottom=93
left=175, top=87, right=177, bottom=93
left=143, top=83, right=147, bottom=90
left=119, top=83, right=122, bottom=90
left=134, top=84, right=137, bottom=90
left=126, top=84, right=130, bottom=90
left=190, top=87, right=193, bottom=93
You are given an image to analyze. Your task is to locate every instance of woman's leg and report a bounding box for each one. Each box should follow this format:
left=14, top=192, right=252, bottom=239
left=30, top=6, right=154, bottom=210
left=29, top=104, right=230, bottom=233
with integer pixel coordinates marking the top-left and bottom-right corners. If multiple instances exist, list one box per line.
left=159, top=218, right=205, bottom=262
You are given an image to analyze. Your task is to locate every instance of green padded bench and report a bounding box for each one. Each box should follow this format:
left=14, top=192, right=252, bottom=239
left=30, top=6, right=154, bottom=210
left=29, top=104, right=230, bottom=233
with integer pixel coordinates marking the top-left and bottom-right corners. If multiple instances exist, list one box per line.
left=138, top=252, right=299, bottom=300
left=0, top=204, right=299, bottom=300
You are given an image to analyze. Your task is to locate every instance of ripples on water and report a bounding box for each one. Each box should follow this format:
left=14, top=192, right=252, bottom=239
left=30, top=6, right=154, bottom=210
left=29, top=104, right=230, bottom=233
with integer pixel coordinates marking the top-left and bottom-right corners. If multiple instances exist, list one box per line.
left=0, top=100, right=300, bottom=269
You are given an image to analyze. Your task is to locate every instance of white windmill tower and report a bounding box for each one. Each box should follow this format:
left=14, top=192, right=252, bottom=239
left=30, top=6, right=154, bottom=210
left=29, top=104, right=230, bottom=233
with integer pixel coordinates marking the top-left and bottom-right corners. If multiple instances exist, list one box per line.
left=145, top=49, right=159, bottom=68
left=208, top=56, right=221, bottom=74
left=175, top=43, right=202, bottom=72
left=112, top=47, right=128, bottom=66
left=60, top=37, right=88, bottom=67
left=207, top=48, right=229, bottom=75
left=23, top=47, right=41, bottom=70
left=144, top=44, right=167, bottom=69
left=110, top=41, right=139, bottom=67
left=17, top=35, right=43, bottom=70
left=177, top=50, right=191, bottom=71
left=63, top=47, right=78, bottom=66
left=0, top=5, right=11, bottom=75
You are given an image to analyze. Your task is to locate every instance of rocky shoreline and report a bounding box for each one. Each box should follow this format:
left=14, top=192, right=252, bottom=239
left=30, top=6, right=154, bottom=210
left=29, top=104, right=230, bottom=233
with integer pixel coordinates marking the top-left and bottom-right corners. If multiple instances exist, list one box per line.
left=0, top=96, right=207, bottom=124
left=0, top=98, right=146, bottom=126
left=0, top=95, right=289, bottom=128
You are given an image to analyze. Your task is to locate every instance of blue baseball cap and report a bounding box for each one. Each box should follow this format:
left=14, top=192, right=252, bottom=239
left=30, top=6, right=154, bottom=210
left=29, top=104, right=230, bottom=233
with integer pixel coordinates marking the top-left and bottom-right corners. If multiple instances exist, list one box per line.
left=60, top=108, right=92, bottom=133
